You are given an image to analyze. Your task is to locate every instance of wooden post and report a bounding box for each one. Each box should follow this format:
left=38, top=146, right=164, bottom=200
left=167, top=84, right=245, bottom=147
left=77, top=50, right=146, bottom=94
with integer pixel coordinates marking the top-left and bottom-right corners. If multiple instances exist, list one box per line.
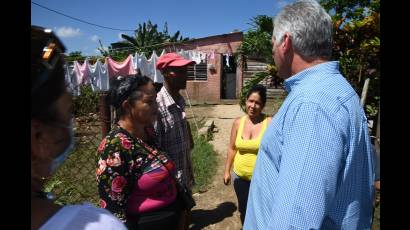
left=99, top=92, right=111, bottom=138
left=360, top=78, right=370, bottom=106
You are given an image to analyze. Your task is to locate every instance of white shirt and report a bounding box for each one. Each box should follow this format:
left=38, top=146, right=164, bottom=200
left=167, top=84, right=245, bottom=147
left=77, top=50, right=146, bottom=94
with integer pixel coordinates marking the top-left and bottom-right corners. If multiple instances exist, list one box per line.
left=39, top=203, right=126, bottom=230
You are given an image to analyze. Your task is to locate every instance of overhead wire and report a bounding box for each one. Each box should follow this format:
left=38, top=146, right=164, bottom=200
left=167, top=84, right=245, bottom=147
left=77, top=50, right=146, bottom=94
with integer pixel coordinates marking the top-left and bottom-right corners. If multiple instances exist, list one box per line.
left=31, top=1, right=135, bottom=31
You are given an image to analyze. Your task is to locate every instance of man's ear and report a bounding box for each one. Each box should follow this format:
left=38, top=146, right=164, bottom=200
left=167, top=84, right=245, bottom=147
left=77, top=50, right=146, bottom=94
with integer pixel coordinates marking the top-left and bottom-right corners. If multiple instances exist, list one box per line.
left=281, top=33, right=292, bottom=54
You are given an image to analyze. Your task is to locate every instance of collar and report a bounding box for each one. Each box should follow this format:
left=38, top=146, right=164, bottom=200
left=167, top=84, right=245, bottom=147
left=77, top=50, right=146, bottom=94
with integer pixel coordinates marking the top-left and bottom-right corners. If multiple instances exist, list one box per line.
left=159, top=86, right=184, bottom=108
left=284, top=61, right=340, bottom=93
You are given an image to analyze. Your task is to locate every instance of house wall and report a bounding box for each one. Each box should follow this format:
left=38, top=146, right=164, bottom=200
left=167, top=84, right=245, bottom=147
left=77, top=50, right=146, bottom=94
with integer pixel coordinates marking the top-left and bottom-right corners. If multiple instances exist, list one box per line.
left=164, top=32, right=243, bottom=103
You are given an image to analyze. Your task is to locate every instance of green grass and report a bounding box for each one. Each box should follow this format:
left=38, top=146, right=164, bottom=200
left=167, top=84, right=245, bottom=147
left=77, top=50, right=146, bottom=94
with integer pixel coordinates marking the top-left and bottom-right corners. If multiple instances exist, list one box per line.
left=191, top=134, right=218, bottom=194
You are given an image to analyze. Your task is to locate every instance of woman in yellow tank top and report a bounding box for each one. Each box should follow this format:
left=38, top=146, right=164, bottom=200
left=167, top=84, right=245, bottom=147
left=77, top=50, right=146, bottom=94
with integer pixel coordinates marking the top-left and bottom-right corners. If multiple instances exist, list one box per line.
left=223, top=84, right=272, bottom=225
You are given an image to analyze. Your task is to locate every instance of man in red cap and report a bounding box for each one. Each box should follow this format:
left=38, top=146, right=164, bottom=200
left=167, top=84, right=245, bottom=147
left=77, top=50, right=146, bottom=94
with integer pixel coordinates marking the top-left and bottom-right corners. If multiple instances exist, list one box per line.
left=154, top=52, right=196, bottom=230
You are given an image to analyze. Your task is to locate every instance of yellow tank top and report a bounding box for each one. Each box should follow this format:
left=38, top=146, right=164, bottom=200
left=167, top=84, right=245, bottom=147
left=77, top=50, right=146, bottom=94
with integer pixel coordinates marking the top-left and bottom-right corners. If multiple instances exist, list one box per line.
left=233, top=115, right=268, bottom=181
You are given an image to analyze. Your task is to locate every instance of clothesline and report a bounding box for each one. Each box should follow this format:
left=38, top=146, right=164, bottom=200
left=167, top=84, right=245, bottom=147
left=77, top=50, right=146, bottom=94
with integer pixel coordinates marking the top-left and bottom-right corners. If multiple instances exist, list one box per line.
left=66, top=48, right=233, bottom=65
left=65, top=49, right=235, bottom=96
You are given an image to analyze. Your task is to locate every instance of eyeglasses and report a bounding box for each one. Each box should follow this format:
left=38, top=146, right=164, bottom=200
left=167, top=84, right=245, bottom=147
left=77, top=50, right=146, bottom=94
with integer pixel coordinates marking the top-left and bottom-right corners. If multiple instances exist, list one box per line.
left=32, top=25, right=66, bottom=94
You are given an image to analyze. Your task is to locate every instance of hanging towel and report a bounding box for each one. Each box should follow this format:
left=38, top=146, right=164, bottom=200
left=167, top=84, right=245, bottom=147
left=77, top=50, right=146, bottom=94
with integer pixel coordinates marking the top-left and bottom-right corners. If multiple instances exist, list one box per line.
left=106, top=55, right=136, bottom=78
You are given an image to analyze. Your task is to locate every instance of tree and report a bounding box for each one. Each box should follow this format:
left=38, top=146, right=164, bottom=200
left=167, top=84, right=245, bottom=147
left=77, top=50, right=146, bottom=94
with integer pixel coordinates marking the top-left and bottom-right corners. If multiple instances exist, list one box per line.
left=236, top=15, right=278, bottom=111
left=320, top=0, right=380, bottom=122
left=237, top=15, right=273, bottom=63
left=117, top=20, right=189, bottom=57
left=64, top=51, right=86, bottom=62
left=237, top=1, right=380, bottom=121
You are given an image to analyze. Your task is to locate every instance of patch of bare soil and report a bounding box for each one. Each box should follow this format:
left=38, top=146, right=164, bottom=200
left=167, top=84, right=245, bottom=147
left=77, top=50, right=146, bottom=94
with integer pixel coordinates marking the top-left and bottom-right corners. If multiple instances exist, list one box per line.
left=188, top=104, right=245, bottom=230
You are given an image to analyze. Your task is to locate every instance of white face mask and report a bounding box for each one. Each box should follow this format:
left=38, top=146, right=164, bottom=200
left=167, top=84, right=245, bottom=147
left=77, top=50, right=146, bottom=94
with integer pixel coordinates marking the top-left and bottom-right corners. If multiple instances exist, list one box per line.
left=50, top=119, right=75, bottom=173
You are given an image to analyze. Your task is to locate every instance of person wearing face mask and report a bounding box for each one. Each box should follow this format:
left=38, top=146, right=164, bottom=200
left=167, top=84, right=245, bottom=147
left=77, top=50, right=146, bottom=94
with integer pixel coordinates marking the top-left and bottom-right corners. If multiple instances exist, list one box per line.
left=31, top=25, right=126, bottom=230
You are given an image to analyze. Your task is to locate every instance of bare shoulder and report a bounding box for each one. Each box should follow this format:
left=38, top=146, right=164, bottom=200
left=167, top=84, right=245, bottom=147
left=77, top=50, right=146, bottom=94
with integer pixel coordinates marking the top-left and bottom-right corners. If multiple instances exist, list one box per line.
left=232, top=117, right=242, bottom=127
left=266, top=115, right=273, bottom=123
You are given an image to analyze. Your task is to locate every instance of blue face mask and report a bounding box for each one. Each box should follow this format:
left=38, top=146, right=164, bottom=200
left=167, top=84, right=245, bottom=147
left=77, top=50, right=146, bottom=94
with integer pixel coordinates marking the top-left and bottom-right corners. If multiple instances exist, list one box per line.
left=50, top=119, right=75, bottom=173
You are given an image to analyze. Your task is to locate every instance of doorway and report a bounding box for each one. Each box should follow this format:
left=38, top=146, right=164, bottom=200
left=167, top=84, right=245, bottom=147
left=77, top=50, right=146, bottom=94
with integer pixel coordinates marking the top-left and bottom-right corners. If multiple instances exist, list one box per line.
left=221, top=55, right=237, bottom=99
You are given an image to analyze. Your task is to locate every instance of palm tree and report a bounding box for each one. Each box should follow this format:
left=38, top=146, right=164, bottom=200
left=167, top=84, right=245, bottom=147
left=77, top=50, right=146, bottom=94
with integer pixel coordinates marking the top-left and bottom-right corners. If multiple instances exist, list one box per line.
left=120, top=21, right=189, bottom=55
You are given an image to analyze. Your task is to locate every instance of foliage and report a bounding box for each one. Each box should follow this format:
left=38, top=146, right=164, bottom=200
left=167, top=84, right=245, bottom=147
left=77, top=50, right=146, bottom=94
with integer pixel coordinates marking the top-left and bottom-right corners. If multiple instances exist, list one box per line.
left=237, top=0, right=380, bottom=123
left=72, top=85, right=100, bottom=116
left=237, top=15, right=273, bottom=63
left=64, top=51, right=85, bottom=62
left=236, top=15, right=277, bottom=111
left=99, top=20, right=190, bottom=60
left=190, top=120, right=217, bottom=193
left=320, top=0, right=380, bottom=121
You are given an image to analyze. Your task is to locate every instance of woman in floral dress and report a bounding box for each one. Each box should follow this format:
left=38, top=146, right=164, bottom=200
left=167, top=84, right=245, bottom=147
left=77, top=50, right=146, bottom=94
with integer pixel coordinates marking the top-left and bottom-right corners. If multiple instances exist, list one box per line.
left=96, top=75, right=182, bottom=230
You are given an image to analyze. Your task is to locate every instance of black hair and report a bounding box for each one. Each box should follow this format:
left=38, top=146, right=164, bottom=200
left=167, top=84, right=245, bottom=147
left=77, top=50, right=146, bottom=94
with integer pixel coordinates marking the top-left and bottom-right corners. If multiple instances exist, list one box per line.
left=108, top=74, right=152, bottom=119
left=246, top=84, right=267, bottom=106
left=31, top=25, right=67, bottom=123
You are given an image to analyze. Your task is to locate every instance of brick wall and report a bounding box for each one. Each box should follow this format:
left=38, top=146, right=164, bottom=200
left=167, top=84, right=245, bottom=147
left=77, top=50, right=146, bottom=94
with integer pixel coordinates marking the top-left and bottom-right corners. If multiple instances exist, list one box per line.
left=164, top=32, right=243, bottom=103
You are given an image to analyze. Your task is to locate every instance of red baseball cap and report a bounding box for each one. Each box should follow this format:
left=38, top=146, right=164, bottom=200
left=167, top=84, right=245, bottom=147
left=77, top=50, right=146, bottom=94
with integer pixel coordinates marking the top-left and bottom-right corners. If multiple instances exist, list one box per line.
left=156, top=53, right=195, bottom=71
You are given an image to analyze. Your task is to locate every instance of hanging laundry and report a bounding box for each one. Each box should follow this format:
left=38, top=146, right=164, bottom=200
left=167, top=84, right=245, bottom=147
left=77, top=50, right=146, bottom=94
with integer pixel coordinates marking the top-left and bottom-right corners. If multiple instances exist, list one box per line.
left=225, top=55, right=230, bottom=68
left=160, top=49, right=166, bottom=56
left=149, top=51, right=164, bottom=83
left=194, top=51, right=201, bottom=64
left=145, top=51, right=156, bottom=82
left=74, top=60, right=91, bottom=86
left=65, top=64, right=81, bottom=96
left=106, top=54, right=136, bottom=79
left=134, top=51, right=164, bottom=83
left=178, top=49, right=190, bottom=60
left=132, top=53, right=140, bottom=70
left=200, top=52, right=207, bottom=63
left=88, top=60, right=109, bottom=91
left=136, top=52, right=149, bottom=78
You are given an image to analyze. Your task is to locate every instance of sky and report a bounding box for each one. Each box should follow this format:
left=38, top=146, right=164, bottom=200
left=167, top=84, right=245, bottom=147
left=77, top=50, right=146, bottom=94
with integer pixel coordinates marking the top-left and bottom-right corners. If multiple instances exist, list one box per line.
left=31, top=0, right=295, bottom=56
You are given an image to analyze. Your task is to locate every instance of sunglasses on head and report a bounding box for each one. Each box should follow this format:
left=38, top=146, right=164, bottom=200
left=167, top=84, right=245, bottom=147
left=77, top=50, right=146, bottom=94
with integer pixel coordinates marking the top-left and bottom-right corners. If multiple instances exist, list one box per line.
left=31, top=25, right=66, bottom=94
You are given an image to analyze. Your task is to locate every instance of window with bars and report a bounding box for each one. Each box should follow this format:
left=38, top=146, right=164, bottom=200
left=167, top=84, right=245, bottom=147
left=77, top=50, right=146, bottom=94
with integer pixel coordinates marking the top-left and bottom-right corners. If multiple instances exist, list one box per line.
left=187, top=61, right=207, bottom=81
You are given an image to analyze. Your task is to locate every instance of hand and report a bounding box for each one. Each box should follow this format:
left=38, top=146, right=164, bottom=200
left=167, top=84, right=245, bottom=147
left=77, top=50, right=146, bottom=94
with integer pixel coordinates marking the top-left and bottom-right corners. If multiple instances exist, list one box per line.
left=223, top=171, right=231, bottom=185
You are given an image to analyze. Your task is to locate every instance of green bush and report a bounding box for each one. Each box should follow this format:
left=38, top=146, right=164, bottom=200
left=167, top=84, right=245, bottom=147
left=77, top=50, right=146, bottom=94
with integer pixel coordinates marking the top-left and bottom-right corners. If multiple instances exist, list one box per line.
left=72, top=85, right=100, bottom=116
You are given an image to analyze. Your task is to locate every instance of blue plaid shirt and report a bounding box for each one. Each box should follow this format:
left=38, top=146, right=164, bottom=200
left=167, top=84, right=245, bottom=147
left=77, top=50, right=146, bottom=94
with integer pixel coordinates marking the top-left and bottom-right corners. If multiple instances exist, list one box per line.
left=244, top=61, right=375, bottom=229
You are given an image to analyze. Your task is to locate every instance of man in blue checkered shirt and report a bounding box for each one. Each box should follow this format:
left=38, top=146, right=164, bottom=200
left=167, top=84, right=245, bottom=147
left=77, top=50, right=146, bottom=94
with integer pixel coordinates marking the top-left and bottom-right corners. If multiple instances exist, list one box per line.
left=244, top=0, right=375, bottom=229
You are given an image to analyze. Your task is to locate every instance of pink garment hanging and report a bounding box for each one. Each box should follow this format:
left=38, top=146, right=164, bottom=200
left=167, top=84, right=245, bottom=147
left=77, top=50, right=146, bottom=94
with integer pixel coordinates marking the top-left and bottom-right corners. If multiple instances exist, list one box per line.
left=73, top=61, right=90, bottom=85
left=106, top=55, right=136, bottom=79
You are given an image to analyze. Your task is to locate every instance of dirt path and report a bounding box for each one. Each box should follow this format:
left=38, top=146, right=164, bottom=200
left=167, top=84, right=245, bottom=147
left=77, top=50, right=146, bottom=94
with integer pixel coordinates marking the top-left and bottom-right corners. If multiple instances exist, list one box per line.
left=188, top=104, right=246, bottom=230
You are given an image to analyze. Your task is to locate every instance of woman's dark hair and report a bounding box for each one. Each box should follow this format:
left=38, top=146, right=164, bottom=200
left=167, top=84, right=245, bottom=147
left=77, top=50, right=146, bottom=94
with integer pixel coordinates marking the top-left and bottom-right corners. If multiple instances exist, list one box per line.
left=246, top=84, right=267, bottom=106
left=109, top=74, right=152, bottom=119
left=31, top=25, right=67, bottom=123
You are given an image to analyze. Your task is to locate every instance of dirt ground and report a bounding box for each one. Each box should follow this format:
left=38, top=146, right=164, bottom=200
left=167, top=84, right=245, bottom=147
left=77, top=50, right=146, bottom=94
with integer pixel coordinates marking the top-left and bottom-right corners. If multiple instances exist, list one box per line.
left=187, top=104, right=249, bottom=230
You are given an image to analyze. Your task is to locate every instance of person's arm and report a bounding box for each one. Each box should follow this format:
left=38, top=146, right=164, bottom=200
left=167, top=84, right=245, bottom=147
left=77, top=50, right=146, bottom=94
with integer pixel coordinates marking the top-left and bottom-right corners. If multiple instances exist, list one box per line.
left=267, top=102, right=344, bottom=229
left=223, top=118, right=240, bottom=185
left=96, top=135, right=131, bottom=223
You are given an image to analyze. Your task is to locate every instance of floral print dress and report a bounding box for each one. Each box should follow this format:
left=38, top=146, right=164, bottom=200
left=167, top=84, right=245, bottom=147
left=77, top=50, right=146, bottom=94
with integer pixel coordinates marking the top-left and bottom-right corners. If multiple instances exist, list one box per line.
left=96, top=126, right=177, bottom=224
